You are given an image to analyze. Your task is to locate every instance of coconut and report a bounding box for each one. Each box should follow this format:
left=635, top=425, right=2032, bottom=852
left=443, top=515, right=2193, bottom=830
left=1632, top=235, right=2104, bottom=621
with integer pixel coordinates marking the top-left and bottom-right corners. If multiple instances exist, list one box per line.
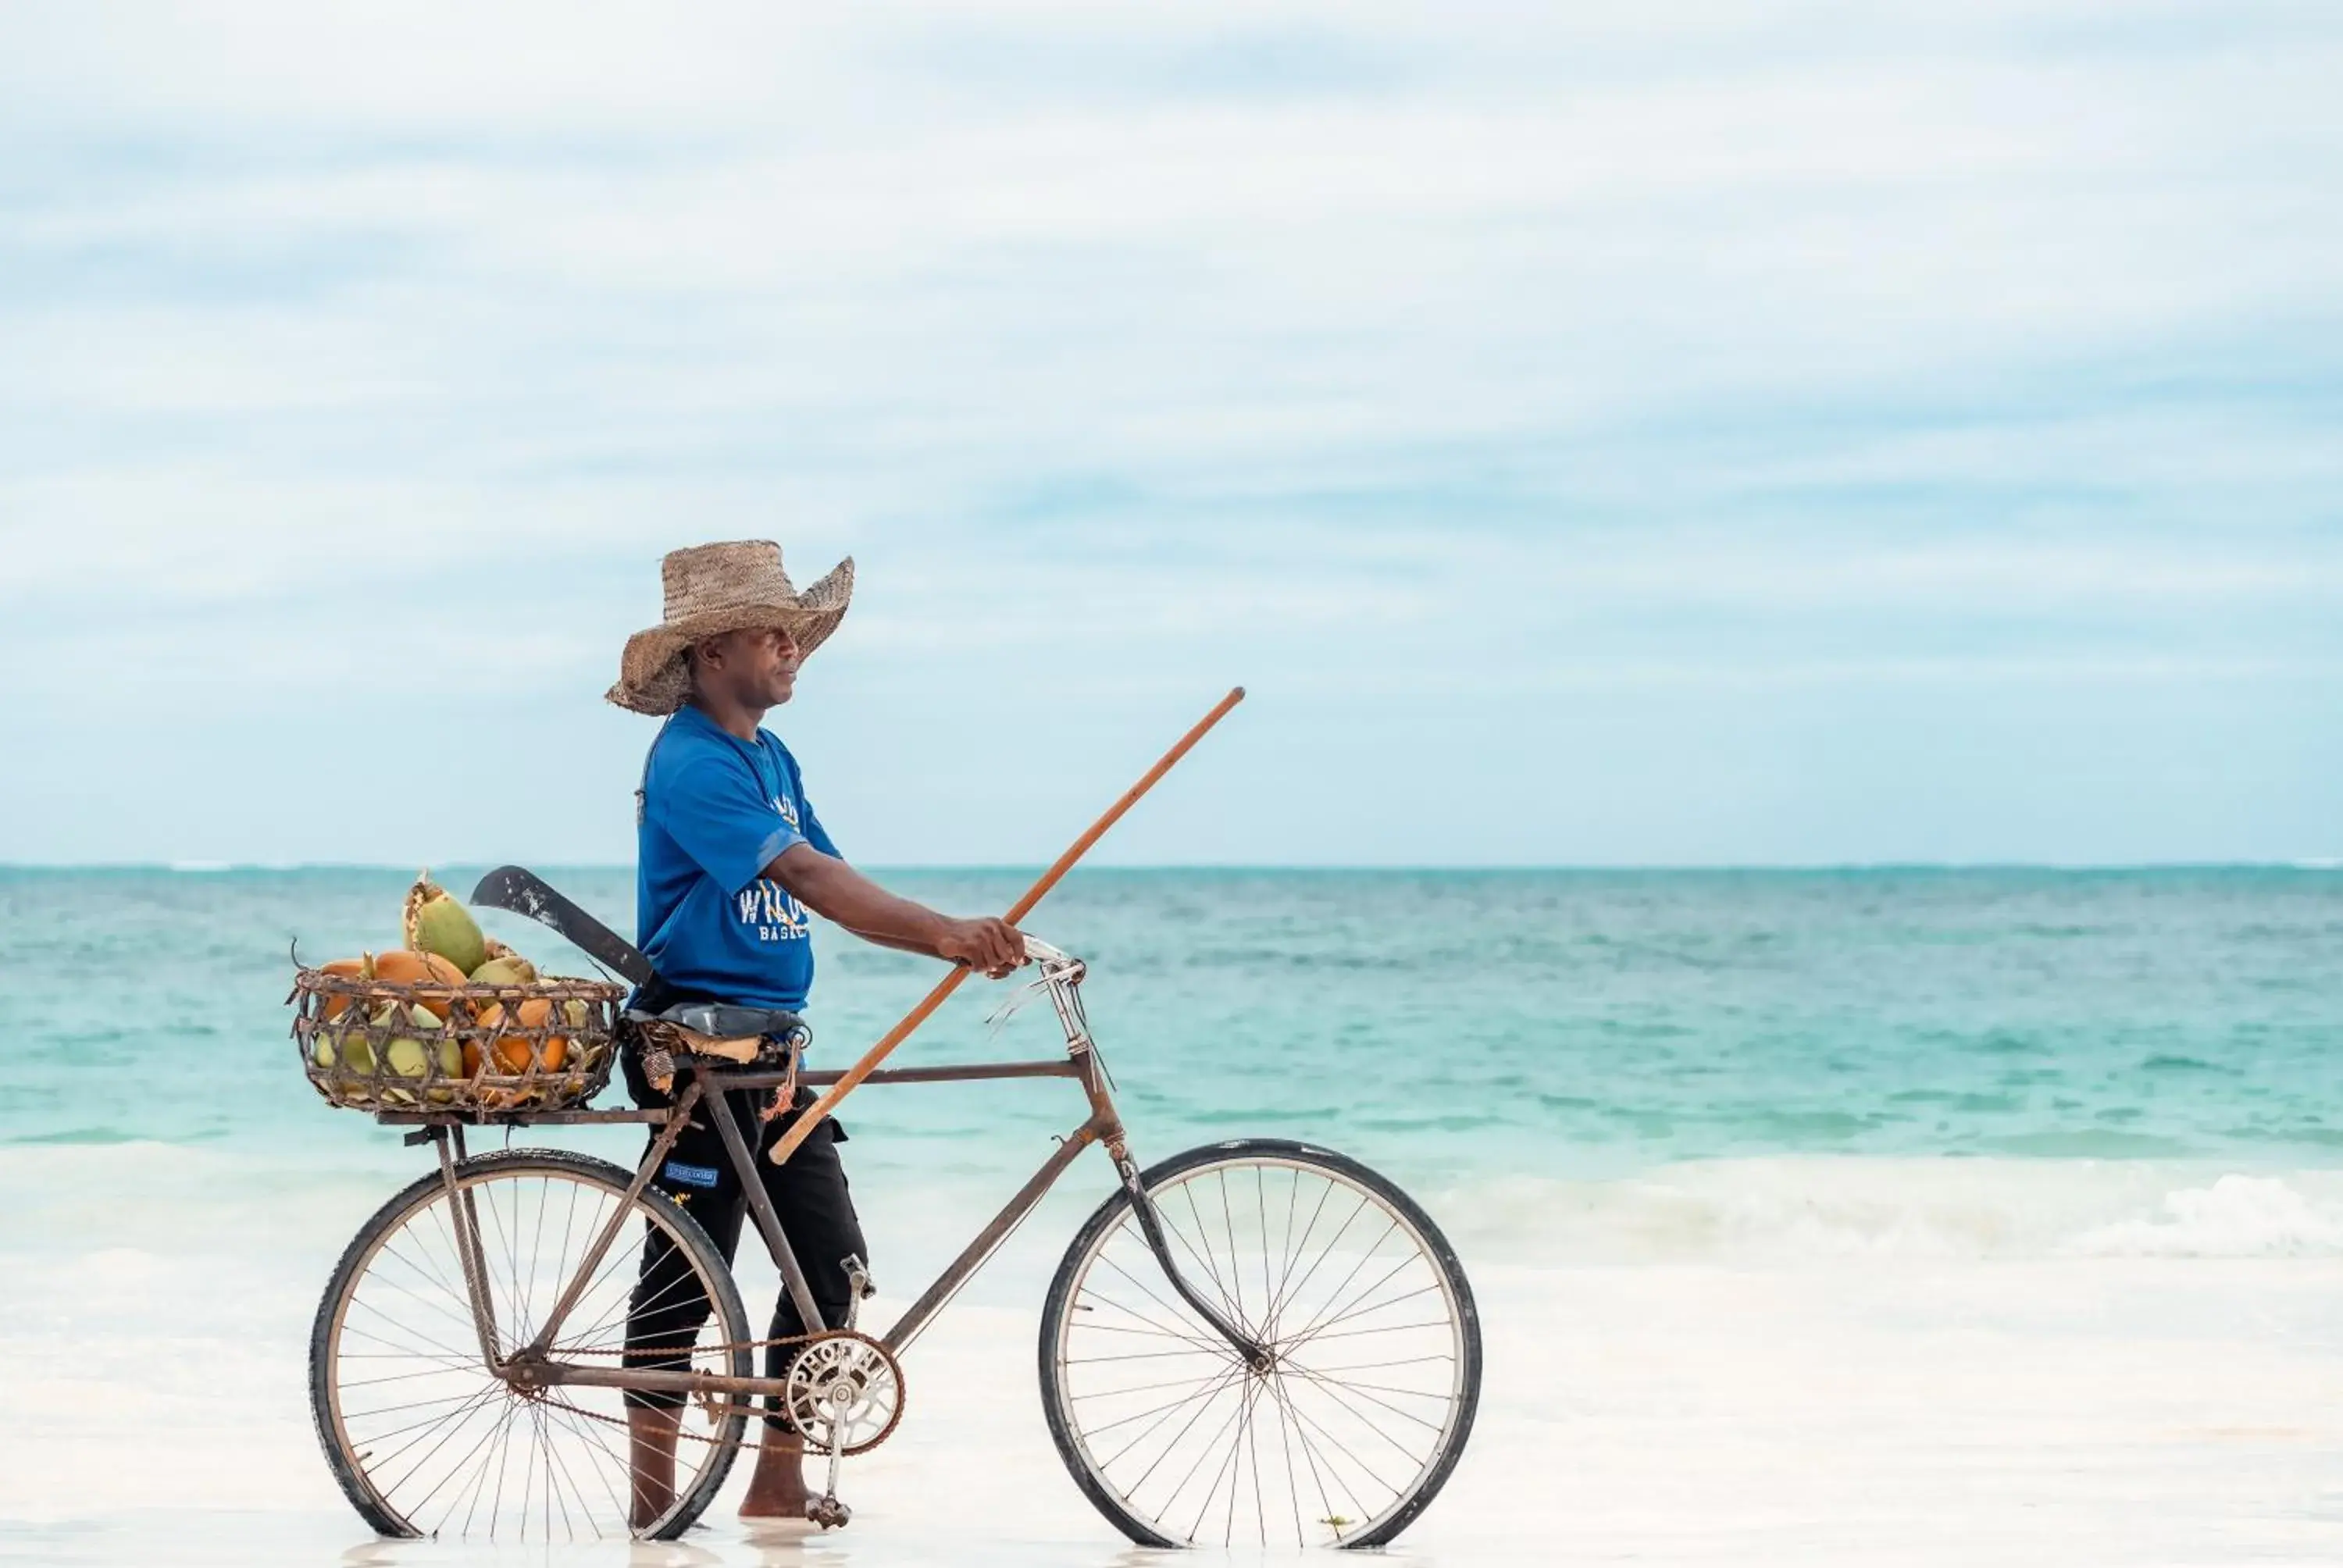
left=377, top=1003, right=457, bottom=1103
left=473, top=997, right=574, bottom=1072
left=405, top=871, right=489, bottom=978
left=372, top=949, right=466, bottom=1019
left=470, top=1003, right=532, bottom=1074
left=319, top=1009, right=382, bottom=1078
left=318, top=954, right=374, bottom=1021
left=468, top=955, right=539, bottom=988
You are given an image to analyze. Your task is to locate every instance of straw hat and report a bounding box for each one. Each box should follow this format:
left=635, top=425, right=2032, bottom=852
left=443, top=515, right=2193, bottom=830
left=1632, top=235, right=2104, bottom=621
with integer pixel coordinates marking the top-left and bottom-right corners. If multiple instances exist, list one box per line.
left=606, top=541, right=855, bottom=715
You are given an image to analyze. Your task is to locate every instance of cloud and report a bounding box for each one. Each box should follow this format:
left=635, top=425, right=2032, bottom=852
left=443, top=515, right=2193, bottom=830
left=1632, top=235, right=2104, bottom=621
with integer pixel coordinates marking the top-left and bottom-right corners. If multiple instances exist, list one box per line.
left=0, top=1, right=2338, bottom=863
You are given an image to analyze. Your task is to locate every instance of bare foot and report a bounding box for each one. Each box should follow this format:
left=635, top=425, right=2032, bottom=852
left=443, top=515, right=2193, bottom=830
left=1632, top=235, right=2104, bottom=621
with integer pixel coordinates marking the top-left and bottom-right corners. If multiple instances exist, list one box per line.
left=737, top=1428, right=815, bottom=1521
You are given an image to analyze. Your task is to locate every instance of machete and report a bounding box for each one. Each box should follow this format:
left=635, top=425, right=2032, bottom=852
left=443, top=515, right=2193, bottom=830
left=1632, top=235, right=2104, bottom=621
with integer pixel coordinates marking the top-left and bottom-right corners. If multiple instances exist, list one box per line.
left=469, top=865, right=656, bottom=987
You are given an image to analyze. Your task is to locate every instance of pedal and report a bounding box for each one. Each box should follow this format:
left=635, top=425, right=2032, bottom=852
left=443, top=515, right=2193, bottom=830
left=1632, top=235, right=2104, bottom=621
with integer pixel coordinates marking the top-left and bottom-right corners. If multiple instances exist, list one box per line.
left=807, top=1494, right=851, bottom=1530
left=841, top=1255, right=873, bottom=1331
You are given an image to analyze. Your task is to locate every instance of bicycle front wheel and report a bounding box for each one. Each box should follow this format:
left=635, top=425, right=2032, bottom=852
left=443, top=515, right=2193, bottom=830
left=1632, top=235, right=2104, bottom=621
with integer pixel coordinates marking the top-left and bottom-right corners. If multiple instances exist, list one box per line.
left=310, top=1149, right=751, bottom=1541
left=1040, top=1139, right=1482, bottom=1548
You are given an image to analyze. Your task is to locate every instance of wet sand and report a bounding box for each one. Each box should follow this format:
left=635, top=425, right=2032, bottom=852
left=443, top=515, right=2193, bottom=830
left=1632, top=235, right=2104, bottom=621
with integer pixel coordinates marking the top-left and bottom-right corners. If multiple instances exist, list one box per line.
left=10, top=1256, right=2343, bottom=1566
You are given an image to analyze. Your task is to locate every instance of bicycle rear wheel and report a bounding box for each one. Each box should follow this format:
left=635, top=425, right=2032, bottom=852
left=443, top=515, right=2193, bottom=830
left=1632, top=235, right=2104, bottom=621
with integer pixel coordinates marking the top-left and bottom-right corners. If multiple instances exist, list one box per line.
left=1040, top=1139, right=1482, bottom=1548
left=310, top=1149, right=751, bottom=1541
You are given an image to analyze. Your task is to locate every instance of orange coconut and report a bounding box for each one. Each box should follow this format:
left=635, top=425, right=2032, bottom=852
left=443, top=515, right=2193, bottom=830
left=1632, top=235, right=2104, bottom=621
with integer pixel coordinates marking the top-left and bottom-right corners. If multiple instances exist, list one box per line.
left=371, top=949, right=466, bottom=1020
left=472, top=997, right=570, bottom=1073
left=318, top=954, right=373, bottom=1021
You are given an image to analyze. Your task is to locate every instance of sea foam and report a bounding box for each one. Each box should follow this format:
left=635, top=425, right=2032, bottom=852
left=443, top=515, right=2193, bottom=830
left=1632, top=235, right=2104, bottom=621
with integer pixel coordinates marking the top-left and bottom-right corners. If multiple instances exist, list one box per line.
left=1431, top=1157, right=2343, bottom=1264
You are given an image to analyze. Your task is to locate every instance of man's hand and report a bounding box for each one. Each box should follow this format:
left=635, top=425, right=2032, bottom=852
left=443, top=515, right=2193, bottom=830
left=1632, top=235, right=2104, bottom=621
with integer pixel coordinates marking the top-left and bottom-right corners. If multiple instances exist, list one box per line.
left=936, top=916, right=1027, bottom=978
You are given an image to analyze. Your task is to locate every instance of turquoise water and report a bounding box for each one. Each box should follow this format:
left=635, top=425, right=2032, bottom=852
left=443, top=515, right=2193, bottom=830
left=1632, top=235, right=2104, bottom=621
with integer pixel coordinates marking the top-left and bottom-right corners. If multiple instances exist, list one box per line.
left=5, top=866, right=2340, bottom=1191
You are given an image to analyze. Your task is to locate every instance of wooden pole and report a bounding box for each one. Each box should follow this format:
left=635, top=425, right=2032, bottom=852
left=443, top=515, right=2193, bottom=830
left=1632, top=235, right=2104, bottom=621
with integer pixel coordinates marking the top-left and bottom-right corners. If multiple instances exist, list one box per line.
left=769, top=686, right=1246, bottom=1164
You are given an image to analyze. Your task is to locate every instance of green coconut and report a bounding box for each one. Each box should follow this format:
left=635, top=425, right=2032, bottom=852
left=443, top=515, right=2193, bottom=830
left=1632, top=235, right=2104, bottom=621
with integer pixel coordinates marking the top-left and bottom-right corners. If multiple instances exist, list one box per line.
left=469, top=954, right=539, bottom=987
left=378, top=1003, right=457, bottom=1103
left=318, top=1017, right=378, bottom=1077
left=405, top=871, right=489, bottom=977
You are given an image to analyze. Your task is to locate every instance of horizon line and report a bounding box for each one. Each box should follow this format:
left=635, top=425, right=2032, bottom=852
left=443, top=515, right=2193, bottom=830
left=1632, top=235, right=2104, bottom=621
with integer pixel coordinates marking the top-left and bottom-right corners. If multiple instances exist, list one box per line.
left=2, top=859, right=2337, bottom=875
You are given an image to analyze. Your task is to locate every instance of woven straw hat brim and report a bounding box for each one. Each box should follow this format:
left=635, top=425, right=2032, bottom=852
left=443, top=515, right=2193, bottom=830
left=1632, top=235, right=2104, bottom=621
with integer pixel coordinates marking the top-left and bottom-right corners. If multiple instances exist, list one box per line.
left=606, top=548, right=854, bottom=717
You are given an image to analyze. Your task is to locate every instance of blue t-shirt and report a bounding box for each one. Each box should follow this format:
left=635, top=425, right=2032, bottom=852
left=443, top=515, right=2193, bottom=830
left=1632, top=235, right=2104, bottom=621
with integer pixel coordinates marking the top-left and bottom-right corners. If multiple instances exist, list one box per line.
left=634, top=704, right=840, bottom=1012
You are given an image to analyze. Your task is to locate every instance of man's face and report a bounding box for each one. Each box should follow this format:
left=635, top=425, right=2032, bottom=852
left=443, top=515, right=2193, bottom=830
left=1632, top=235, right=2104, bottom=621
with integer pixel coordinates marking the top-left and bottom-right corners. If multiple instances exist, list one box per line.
left=694, top=625, right=801, bottom=708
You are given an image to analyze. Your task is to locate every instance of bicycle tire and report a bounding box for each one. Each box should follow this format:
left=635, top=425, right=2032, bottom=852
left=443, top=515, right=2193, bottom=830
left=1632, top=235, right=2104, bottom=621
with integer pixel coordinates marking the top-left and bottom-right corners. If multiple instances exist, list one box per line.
left=1039, top=1138, right=1482, bottom=1548
left=309, top=1148, right=752, bottom=1541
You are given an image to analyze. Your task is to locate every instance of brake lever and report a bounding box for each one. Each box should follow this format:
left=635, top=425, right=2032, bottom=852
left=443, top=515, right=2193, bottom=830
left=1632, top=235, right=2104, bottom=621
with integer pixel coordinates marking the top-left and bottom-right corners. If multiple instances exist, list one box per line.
left=982, top=936, right=1084, bottom=1034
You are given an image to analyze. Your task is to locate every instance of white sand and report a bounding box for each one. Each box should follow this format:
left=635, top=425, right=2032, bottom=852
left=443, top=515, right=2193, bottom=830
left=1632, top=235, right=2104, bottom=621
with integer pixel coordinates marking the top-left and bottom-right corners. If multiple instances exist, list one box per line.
left=10, top=1243, right=2343, bottom=1566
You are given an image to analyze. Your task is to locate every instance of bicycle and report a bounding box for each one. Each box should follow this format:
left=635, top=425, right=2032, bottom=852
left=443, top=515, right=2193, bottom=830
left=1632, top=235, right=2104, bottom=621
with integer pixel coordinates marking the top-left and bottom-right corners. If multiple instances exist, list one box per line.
left=305, top=935, right=1484, bottom=1548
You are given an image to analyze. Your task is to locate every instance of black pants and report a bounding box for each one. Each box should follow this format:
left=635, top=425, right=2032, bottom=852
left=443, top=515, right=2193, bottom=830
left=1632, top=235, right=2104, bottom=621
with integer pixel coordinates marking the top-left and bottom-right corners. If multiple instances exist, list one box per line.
left=622, top=1085, right=867, bottom=1432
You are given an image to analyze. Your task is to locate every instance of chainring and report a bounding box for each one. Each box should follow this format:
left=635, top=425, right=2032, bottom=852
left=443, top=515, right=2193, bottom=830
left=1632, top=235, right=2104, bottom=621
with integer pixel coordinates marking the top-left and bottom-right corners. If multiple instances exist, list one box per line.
left=781, top=1330, right=905, bottom=1456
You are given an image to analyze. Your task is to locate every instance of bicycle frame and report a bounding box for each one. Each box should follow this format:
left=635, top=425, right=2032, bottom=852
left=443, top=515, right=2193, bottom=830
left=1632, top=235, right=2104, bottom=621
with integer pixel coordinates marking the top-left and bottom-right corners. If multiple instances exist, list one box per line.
left=389, top=953, right=1270, bottom=1416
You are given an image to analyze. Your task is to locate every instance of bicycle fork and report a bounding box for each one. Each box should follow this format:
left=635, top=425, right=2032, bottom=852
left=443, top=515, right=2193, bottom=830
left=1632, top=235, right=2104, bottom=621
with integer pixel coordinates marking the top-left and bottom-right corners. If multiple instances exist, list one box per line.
left=1114, top=1154, right=1275, bottom=1373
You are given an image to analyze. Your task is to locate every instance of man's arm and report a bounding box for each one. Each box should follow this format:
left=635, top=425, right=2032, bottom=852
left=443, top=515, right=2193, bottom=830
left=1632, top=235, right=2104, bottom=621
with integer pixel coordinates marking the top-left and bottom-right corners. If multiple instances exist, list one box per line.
left=764, top=842, right=1026, bottom=977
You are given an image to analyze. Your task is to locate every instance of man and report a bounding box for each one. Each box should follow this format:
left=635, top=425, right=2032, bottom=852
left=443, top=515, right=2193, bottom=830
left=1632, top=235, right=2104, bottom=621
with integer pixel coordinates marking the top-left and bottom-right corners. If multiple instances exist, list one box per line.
left=606, top=541, right=1025, bottom=1528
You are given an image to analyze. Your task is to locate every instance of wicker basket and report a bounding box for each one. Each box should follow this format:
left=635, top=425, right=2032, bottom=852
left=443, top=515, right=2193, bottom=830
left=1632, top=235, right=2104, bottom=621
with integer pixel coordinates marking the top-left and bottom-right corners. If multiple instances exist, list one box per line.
left=289, top=964, right=627, bottom=1116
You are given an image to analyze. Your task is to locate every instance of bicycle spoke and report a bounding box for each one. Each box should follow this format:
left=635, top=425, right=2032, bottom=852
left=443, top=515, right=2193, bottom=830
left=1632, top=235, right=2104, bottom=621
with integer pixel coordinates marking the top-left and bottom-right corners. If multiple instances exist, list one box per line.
left=345, top=1386, right=504, bottom=1453
left=1268, top=1170, right=1336, bottom=1335
left=1069, top=1369, right=1252, bottom=1402
left=380, top=1228, right=473, bottom=1319
left=1279, top=1381, right=1403, bottom=1503
left=1292, top=1319, right=1456, bottom=1344
left=1275, top=1359, right=1453, bottom=1396
left=1267, top=1364, right=1311, bottom=1545
left=1282, top=1242, right=1420, bottom=1346
left=1216, top=1170, right=1246, bottom=1329
left=1286, top=1279, right=1443, bottom=1353
left=337, top=1363, right=491, bottom=1394
left=1190, top=1378, right=1254, bottom=1542
left=1063, top=1344, right=1238, bottom=1366
left=346, top=1276, right=483, bottom=1354
left=544, top=1397, right=636, bottom=1523
left=1145, top=1372, right=1253, bottom=1529
left=1293, top=1350, right=1454, bottom=1372
left=1084, top=1253, right=1240, bottom=1353
left=378, top=1383, right=512, bottom=1506
left=1172, top=1181, right=1241, bottom=1320
left=1097, top=1362, right=1247, bottom=1476
left=1107, top=1361, right=1246, bottom=1485
left=1267, top=1191, right=1374, bottom=1338
left=552, top=1199, right=679, bottom=1348
left=527, top=1178, right=556, bottom=1366
left=1079, top=1374, right=1246, bottom=1444
left=1246, top=1369, right=1268, bottom=1546
left=1284, top=1360, right=1446, bottom=1439
left=336, top=1314, right=481, bottom=1368
left=1268, top=1371, right=1361, bottom=1534
left=1277, top=1214, right=1402, bottom=1345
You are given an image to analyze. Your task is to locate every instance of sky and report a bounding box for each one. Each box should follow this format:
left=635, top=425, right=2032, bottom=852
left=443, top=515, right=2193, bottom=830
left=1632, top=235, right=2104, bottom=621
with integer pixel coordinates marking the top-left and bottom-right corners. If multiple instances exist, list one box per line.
left=1, top=2, right=2337, bottom=867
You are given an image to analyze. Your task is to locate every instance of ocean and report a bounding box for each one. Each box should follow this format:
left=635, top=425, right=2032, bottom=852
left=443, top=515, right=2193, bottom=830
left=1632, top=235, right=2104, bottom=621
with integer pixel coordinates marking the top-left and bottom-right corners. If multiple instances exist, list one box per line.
left=5, top=866, right=2343, bottom=1563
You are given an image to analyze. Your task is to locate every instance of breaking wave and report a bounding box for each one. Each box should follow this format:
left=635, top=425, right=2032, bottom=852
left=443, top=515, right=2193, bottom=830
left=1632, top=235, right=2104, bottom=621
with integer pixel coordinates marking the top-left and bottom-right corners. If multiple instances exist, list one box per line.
left=1428, top=1157, right=2343, bottom=1264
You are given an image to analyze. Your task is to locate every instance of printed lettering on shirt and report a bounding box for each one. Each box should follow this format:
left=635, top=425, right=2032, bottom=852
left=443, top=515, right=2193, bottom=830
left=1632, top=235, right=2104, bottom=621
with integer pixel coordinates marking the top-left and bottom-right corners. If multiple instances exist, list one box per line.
left=736, top=878, right=810, bottom=943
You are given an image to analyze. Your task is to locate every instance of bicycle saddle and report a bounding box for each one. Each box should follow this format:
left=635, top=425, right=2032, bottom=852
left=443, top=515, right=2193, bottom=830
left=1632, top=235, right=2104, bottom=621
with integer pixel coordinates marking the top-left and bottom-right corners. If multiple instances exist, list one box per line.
left=624, top=1003, right=808, bottom=1064
left=640, top=1002, right=805, bottom=1041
